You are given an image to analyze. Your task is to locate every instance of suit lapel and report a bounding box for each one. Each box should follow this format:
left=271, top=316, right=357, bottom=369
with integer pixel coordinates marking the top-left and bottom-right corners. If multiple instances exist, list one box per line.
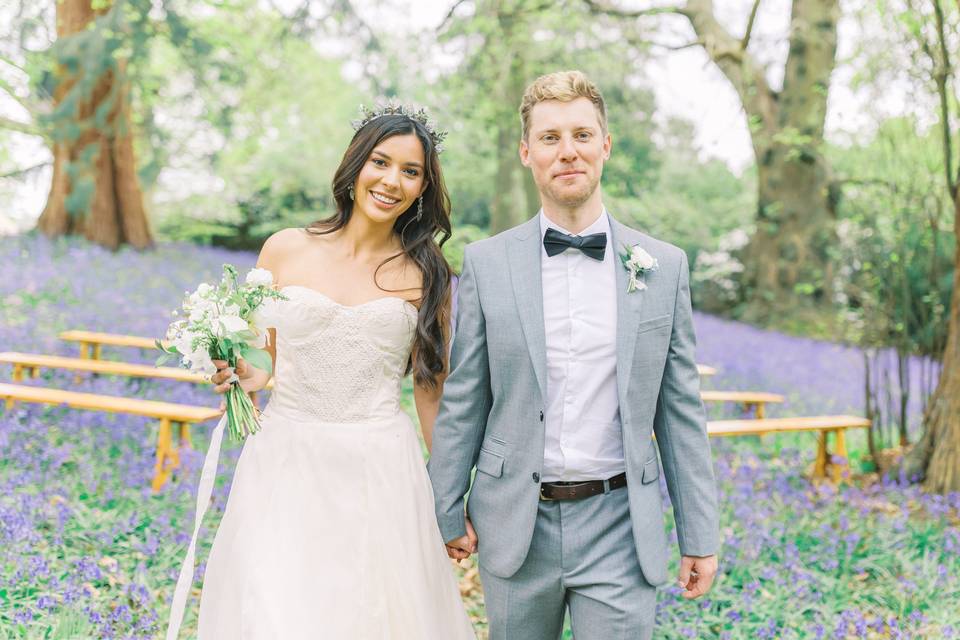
left=507, top=217, right=548, bottom=400
left=611, top=217, right=645, bottom=406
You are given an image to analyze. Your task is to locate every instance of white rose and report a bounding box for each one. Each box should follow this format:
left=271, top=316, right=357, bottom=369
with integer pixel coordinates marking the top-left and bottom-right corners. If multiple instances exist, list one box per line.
left=631, top=247, right=657, bottom=270
left=245, top=268, right=274, bottom=288
left=172, top=329, right=199, bottom=355
left=196, top=282, right=214, bottom=297
left=250, top=297, right=279, bottom=330
left=185, top=348, right=217, bottom=376
left=188, top=305, right=210, bottom=323
left=248, top=331, right=267, bottom=349
left=216, top=314, right=248, bottom=337
left=166, top=320, right=186, bottom=341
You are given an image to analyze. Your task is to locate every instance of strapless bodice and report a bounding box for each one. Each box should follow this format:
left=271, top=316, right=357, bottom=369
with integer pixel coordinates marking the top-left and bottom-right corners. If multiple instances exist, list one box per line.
left=255, top=285, right=418, bottom=422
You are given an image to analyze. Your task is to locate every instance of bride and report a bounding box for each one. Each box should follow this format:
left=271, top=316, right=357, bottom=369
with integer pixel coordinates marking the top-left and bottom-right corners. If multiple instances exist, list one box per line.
left=185, top=106, right=475, bottom=638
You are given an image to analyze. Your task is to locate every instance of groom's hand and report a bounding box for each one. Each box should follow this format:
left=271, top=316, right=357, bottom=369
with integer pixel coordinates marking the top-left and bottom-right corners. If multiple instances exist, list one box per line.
left=445, top=517, right=478, bottom=560
left=678, top=554, right=718, bottom=599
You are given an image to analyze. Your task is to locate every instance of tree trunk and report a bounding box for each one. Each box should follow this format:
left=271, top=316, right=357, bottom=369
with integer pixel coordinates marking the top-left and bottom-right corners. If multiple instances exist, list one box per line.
left=585, top=0, right=840, bottom=303
left=902, top=194, right=960, bottom=493
left=36, top=0, right=153, bottom=250
left=743, top=140, right=836, bottom=302
left=737, top=0, right=839, bottom=306
left=489, top=9, right=535, bottom=234
left=491, top=121, right=528, bottom=233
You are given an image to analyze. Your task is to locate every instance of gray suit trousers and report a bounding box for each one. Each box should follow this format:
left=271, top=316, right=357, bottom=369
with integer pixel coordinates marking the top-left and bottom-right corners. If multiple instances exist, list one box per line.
left=480, top=486, right=657, bottom=640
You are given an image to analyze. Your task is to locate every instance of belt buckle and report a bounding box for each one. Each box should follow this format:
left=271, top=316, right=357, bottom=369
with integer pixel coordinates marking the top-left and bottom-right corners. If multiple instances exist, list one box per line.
left=539, top=485, right=554, bottom=501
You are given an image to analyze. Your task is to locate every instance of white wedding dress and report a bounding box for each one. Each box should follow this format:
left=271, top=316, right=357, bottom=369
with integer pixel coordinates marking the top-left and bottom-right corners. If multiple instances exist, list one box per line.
left=193, top=285, right=475, bottom=639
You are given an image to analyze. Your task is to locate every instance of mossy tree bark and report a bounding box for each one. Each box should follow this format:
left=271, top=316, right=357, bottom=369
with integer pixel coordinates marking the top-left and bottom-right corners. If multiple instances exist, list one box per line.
left=489, top=0, right=540, bottom=234
left=37, top=0, right=153, bottom=250
left=901, top=0, right=960, bottom=491
left=587, top=0, right=840, bottom=309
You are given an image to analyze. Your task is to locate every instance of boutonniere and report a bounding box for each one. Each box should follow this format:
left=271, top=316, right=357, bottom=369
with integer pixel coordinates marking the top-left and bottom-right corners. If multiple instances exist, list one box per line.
left=619, top=244, right=658, bottom=293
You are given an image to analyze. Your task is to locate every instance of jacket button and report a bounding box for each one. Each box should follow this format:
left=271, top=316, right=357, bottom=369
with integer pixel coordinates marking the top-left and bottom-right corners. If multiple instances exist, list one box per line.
left=532, top=472, right=540, bottom=483
left=539, top=410, right=544, bottom=422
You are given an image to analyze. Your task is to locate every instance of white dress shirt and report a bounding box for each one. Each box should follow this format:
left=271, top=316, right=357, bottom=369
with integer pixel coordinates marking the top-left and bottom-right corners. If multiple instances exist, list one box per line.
left=540, top=210, right=625, bottom=482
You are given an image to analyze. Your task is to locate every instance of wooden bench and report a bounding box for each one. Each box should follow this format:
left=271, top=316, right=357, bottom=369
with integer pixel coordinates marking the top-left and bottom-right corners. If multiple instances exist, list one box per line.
left=0, top=351, right=208, bottom=384
left=0, top=383, right=221, bottom=492
left=700, top=390, right=785, bottom=419
left=63, top=329, right=719, bottom=376
left=59, top=330, right=163, bottom=360
left=0, top=351, right=274, bottom=390
left=707, top=415, right=871, bottom=482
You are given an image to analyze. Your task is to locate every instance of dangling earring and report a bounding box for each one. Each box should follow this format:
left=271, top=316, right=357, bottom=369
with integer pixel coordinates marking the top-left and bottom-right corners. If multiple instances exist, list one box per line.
left=416, top=196, right=423, bottom=221
left=348, top=185, right=355, bottom=201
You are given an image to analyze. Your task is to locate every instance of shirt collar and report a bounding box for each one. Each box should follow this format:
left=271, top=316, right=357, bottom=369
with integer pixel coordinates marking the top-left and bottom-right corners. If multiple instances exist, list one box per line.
left=539, top=208, right=610, bottom=238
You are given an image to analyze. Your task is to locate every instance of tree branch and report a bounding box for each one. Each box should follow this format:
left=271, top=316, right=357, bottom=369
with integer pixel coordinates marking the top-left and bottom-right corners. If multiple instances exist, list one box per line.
left=438, top=0, right=471, bottom=32
left=582, top=0, right=689, bottom=19
left=741, top=0, right=762, bottom=50
left=932, top=0, right=956, bottom=196
left=0, top=161, right=50, bottom=179
left=663, top=39, right=707, bottom=51
left=0, top=77, right=36, bottom=117
left=0, top=54, right=27, bottom=74
left=0, top=115, right=41, bottom=137
left=683, top=0, right=777, bottom=133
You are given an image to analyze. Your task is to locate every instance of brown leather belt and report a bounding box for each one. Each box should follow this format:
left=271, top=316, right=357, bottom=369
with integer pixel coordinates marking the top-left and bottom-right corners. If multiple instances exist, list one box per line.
left=539, top=472, right=627, bottom=501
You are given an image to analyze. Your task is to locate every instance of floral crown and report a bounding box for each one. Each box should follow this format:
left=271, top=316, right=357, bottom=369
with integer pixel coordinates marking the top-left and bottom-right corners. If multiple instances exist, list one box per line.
left=351, top=101, right=447, bottom=153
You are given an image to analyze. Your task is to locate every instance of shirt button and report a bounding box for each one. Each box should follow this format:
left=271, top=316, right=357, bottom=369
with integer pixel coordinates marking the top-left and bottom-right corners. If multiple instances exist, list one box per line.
left=532, top=472, right=541, bottom=483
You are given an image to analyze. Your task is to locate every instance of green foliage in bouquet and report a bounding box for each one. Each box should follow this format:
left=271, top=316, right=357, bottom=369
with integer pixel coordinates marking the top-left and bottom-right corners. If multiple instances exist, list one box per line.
left=156, top=264, right=286, bottom=440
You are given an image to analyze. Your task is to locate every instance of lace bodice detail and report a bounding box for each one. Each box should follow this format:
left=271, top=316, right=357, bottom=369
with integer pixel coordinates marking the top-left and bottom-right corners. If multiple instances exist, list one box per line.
left=257, top=286, right=418, bottom=422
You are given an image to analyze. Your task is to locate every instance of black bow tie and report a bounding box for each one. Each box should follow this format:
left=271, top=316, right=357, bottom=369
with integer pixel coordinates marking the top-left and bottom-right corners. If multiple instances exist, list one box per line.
left=542, top=227, right=607, bottom=260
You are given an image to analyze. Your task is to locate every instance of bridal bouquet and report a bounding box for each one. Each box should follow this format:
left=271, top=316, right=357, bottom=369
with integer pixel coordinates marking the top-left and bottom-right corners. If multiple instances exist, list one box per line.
left=157, top=264, right=286, bottom=441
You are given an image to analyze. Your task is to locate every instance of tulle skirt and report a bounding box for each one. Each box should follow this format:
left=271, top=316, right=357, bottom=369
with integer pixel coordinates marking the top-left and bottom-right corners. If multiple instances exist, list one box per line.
left=197, top=409, right=475, bottom=639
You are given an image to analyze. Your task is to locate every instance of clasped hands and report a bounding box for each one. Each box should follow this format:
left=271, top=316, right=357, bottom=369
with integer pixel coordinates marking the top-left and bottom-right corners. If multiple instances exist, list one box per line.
left=444, top=517, right=478, bottom=561
left=446, top=520, right=717, bottom=600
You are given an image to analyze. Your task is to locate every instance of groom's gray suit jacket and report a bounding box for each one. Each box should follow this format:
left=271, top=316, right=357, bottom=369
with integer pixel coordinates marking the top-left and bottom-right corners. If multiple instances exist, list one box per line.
left=428, top=214, right=720, bottom=585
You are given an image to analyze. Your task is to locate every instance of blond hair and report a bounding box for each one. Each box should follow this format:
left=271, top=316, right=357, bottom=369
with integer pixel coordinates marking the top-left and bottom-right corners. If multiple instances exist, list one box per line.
left=519, top=70, right=607, bottom=140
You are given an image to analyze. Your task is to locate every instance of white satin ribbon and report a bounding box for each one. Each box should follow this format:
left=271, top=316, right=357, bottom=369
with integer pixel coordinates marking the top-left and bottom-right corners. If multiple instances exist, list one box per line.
left=165, top=413, right=228, bottom=640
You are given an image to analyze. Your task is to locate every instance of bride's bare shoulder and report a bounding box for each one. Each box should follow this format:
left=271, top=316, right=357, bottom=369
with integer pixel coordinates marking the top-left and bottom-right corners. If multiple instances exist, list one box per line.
left=257, top=227, right=320, bottom=270
left=263, top=227, right=314, bottom=250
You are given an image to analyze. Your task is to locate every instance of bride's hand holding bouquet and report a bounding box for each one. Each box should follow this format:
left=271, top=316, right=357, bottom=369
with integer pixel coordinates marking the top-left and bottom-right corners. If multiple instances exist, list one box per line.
left=158, top=264, right=286, bottom=441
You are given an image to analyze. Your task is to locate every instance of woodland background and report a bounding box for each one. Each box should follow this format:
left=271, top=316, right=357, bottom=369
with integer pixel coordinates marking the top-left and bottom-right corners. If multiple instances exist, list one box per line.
left=0, top=0, right=959, bottom=637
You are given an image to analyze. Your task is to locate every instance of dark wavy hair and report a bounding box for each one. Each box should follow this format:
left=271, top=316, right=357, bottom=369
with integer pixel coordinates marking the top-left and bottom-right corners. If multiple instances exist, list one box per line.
left=307, top=114, right=453, bottom=389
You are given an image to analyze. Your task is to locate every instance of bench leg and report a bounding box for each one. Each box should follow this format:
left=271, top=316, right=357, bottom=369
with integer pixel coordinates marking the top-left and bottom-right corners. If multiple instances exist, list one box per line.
left=152, top=418, right=176, bottom=493
left=8, top=366, right=23, bottom=408
left=75, top=343, right=92, bottom=384
left=814, top=431, right=828, bottom=479
left=178, top=422, right=192, bottom=450
left=831, top=430, right=849, bottom=483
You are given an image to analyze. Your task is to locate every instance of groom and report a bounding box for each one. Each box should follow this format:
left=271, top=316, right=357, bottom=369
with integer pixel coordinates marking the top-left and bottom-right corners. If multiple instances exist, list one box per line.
left=428, top=70, right=720, bottom=639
